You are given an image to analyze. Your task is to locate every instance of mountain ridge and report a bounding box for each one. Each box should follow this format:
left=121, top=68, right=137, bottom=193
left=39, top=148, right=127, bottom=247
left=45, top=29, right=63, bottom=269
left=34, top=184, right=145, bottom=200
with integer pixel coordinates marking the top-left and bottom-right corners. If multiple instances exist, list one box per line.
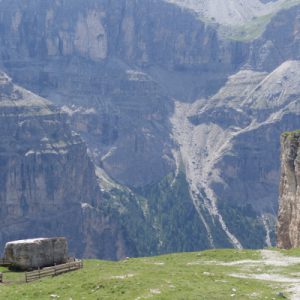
left=0, top=0, right=300, bottom=257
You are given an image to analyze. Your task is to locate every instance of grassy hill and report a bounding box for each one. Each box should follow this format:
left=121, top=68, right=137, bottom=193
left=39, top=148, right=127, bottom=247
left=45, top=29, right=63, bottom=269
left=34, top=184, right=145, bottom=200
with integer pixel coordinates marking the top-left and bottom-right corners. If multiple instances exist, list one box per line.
left=1, top=249, right=300, bottom=299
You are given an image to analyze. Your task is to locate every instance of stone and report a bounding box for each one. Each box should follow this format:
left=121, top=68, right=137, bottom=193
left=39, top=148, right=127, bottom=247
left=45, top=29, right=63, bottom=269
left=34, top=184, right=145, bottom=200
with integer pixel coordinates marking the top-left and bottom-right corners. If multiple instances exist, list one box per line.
left=277, top=131, right=300, bottom=249
left=4, top=237, right=68, bottom=270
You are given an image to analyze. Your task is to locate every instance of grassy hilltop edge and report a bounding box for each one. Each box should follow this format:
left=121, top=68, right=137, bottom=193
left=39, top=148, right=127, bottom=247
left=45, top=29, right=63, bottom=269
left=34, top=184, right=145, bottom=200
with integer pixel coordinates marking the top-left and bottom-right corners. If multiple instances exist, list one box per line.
left=1, top=248, right=300, bottom=299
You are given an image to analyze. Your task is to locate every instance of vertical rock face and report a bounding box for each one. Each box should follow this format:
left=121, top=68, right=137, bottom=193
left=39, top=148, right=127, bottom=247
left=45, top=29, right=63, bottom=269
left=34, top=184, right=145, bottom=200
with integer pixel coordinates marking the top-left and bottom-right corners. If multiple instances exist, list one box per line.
left=1, top=0, right=300, bottom=257
left=173, top=60, right=300, bottom=249
left=277, top=131, right=300, bottom=249
left=4, top=237, right=68, bottom=270
left=0, top=71, right=134, bottom=260
left=0, top=0, right=251, bottom=188
left=247, top=5, right=300, bottom=71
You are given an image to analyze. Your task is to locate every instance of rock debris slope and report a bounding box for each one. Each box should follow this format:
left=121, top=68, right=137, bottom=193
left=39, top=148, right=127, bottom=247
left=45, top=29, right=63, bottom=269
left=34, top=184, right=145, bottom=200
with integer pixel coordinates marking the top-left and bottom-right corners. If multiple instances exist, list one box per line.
left=0, top=0, right=300, bottom=256
left=172, top=61, right=300, bottom=248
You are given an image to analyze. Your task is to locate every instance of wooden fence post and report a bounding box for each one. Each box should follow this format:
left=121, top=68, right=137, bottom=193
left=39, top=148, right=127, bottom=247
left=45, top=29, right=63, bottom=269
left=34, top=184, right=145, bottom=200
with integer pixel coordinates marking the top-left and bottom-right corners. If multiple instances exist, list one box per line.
left=24, top=259, right=82, bottom=283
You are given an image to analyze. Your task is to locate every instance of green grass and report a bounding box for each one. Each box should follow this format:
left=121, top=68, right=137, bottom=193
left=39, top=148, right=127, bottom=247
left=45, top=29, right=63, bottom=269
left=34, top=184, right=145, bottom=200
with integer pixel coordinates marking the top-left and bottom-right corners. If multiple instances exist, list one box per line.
left=193, top=248, right=261, bottom=262
left=221, top=14, right=274, bottom=41
left=220, top=0, right=300, bottom=41
left=279, top=247, right=300, bottom=256
left=0, top=249, right=288, bottom=300
left=0, top=266, right=24, bottom=283
left=282, top=129, right=300, bottom=138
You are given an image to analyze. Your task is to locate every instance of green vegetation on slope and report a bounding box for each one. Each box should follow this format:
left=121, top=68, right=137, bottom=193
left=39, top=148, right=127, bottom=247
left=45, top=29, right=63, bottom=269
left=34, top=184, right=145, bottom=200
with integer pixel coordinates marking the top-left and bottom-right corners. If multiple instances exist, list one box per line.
left=220, top=0, right=300, bottom=41
left=137, top=172, right=212, bottom=253
left=101, top=171, right=233, bottom=258
left=221, top=14, right=273, bottom=41
left=218, top=202, right=271, bottom=248
left=117, top=170, right=269, bottom=255
left=105, top=168, right=275, bottom=255
left=282, top=129, right=300, bottom=138
left=101, top=187, right=158, bottom=258
left=0, top=249, right=290, bottom=300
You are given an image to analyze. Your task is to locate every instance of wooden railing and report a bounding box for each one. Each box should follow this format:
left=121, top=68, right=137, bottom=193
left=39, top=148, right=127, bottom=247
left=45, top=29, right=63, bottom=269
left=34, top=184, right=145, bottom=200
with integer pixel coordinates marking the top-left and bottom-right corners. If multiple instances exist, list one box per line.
left=0, top=258, right=10, bottom=267
left=25, top=260, right=83, bottom=283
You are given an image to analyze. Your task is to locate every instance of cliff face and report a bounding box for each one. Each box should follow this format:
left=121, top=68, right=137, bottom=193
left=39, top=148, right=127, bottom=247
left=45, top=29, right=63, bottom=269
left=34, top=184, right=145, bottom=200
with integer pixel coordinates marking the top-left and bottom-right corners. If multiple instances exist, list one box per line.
left=1, top=0, right=300, bottom=256
left=172, top=60, right=300, bottom=249
left=165, top=0, right=288, bottom=26
left=0, top=0, right=246, bottom=70
left=0, top=0, right=252, bottom=188
left=0, top=71, right=133, bottom=260
left=277, top=131, right=300, bottom=249
left=249, top=5, right=300, bottom=71
left=0, top=0, right=243, bottom=256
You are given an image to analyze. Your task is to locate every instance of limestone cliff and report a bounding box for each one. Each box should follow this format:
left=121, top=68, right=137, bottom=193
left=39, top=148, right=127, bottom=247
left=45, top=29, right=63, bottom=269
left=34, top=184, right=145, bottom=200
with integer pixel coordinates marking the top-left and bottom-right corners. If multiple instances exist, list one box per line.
left=0, top=71, right=133, bottom=259
left=173, top=60, right=300, bottom=249
left=1, top=0, right=300, bottom=256
left=277, top=131, right=300, bottom=249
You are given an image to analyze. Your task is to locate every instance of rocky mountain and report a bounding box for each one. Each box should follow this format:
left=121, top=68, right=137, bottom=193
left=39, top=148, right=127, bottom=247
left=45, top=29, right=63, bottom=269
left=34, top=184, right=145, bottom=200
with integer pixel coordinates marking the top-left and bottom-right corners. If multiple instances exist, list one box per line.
left=0, top=71, right=139, bottom=260
left=166, top=0, right=300, bottom=41
left=166, top=0, right=290, bottom=26
left=173, top=60, right=300, bottom=249
left=277, top=131, right=300, bottom=249
left=0, top=0, right=300, bottom=258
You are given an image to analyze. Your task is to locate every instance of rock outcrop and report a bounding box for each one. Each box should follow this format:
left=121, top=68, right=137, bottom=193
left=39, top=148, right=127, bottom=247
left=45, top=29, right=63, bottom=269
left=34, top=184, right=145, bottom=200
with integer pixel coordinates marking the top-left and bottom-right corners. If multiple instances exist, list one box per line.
left=172, top=61, right=300, bottom=249
left=0, top=0, right=300, bottom=256
left=277, top=131, right=300, bottom=249
left=165, top=0, right=288, bottom=26
left=0, top=71, right=136, bottom=260
left=4, top=238, right=68, bottom=270
left=0, top=0, right=252, bottom=188
left=248, top=4, right=300, bottom=71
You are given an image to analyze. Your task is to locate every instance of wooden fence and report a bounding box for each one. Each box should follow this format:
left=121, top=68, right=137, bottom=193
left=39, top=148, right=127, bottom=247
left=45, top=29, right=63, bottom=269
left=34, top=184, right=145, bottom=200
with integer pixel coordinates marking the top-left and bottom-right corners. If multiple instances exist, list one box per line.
left=25, top=260, right=83, bottom=283
left=0, top=258, right=10, bottom=267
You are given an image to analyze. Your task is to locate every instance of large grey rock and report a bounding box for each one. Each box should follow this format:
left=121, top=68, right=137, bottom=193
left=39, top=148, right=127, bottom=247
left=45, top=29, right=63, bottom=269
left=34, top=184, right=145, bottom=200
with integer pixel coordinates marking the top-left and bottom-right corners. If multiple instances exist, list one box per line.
left=4, top=238, right=68, bottom=270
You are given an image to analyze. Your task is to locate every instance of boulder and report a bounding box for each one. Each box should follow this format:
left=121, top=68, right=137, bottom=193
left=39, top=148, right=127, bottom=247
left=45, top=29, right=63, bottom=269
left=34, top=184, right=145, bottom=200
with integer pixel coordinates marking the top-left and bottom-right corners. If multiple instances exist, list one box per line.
left=4, top=237, right=68, bottom=270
